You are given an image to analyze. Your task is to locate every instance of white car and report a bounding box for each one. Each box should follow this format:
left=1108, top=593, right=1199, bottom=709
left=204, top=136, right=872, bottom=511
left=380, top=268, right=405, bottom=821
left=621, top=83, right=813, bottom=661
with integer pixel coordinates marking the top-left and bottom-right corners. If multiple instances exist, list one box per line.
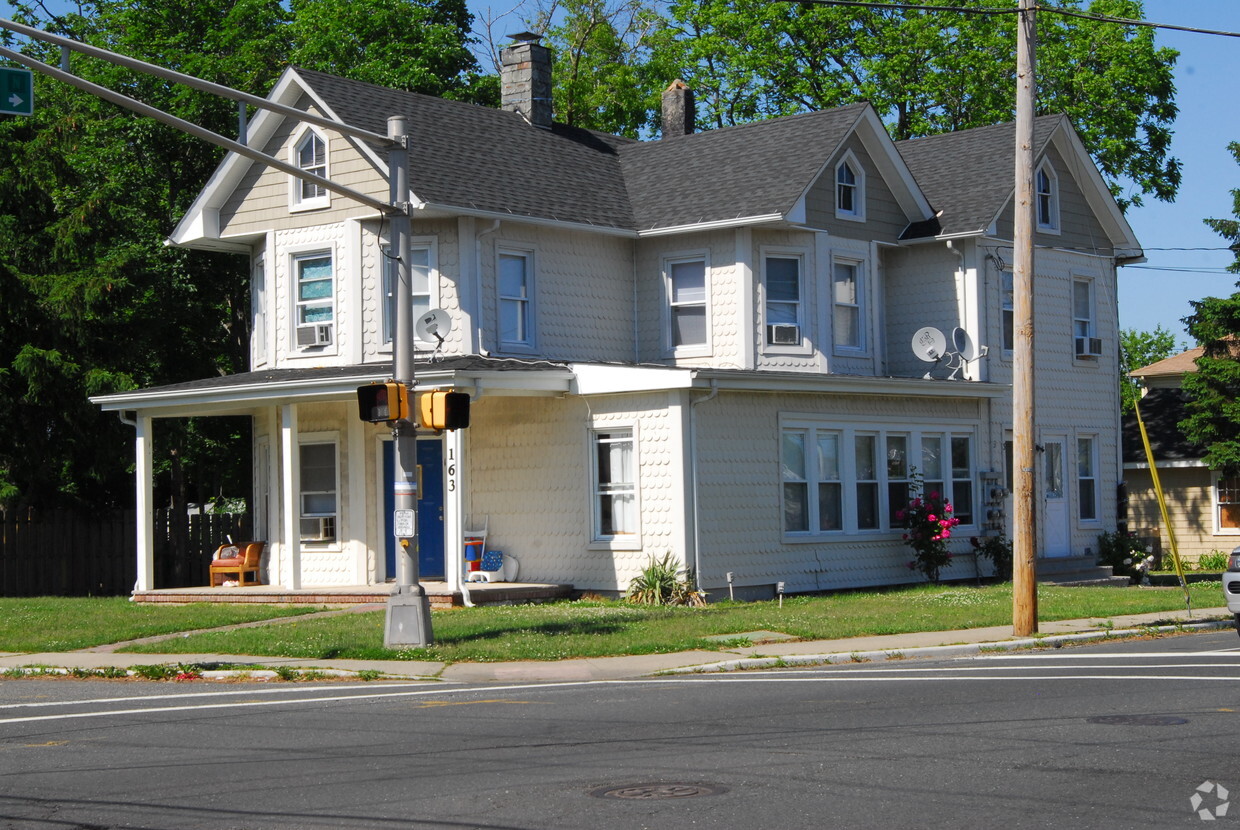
left=1225, top=548, right=1240, bottom=638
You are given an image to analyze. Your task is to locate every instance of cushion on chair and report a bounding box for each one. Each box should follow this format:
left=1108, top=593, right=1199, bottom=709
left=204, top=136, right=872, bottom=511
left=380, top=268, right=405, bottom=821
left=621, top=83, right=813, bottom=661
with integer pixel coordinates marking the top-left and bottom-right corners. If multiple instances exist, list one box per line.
left=481, top=551, right=504, bottom=572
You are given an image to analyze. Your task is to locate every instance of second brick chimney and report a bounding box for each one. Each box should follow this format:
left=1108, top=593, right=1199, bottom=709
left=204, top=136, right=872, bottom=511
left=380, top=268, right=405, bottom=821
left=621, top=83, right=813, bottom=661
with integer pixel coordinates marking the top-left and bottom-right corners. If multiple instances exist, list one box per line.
left=501, top=32, right=553, bottom=129
left=661, top=79, right=695, bottom=139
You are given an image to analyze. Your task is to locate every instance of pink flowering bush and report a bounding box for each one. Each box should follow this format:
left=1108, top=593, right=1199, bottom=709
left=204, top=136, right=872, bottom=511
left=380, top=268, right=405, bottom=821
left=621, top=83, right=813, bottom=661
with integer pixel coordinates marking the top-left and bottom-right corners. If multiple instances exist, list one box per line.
left=895, top=488, right=961, bottom=583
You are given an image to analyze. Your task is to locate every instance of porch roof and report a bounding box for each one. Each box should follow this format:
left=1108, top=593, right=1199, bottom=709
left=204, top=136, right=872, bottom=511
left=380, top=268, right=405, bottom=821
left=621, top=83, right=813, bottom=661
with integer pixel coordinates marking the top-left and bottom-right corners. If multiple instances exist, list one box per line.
left=92, top=357, right=1011, bottom=419
left=91, top=356, right=577, bottom=417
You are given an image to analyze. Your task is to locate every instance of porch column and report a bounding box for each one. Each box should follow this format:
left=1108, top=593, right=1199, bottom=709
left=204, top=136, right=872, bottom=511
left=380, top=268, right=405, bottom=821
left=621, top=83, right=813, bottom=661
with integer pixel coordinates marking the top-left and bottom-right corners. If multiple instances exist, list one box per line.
left=444, top=427, right=466, bottom=592
left=134, top=414, right=155, bottom=591
left=264, top=406, right=282, bottom=586
left=280, top=403, right=301, bottom=590
left=345, top=415, right=368, bottom=584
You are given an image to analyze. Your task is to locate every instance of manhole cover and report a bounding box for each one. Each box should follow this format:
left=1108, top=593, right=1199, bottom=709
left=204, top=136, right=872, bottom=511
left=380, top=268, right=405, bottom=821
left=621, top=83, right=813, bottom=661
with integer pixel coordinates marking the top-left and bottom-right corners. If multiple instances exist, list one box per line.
left=590, top=783, right=727, bottom=800
left=1087, top=714, right=1188, bottom=726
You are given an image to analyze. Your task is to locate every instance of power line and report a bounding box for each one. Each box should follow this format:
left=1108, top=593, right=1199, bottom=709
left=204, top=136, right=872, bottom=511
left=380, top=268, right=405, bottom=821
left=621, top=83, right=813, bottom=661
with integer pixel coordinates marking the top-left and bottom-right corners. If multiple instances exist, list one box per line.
left=790, top=0, right=1240, bottom=39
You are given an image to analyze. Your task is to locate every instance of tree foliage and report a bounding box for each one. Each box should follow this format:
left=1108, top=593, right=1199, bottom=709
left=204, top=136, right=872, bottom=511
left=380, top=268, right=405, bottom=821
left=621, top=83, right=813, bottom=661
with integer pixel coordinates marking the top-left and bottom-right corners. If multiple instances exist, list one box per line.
left=541, top=0, right=1179, bottom=208
left=0, top=0, right=487, bottom=509
left=1119, top=325, right=1180, bottom=412
left=1180, top=143, right=1240, bottom=475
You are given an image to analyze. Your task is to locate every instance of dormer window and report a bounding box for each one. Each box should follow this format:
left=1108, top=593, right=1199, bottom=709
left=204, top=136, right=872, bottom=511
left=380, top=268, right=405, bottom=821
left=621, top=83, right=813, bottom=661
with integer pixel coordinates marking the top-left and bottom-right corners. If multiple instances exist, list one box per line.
left=1036, top=161, right=1059, bottom=232
left=291, top=128, right=329, bottom=211
left=835, top=152, right=865, bottom=221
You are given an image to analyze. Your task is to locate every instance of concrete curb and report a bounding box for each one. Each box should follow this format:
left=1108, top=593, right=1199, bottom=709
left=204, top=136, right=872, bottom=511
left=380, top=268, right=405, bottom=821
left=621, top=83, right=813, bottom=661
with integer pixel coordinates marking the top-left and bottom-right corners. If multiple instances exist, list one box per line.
left=659, top=620, right=1234, bottom=675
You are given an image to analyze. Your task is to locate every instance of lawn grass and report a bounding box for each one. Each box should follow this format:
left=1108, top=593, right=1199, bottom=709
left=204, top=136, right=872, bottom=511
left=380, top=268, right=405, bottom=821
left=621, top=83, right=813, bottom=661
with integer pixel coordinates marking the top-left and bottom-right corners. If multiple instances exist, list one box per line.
left=0, top=597, right=330, bottom=652
left=114, top=581, right=1226, bottom=663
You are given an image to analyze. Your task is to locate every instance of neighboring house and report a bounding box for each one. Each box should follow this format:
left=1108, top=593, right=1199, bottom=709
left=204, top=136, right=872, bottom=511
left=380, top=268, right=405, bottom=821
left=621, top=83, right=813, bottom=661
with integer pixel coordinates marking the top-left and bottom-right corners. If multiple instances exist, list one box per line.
left=1123, top=346, right=1236, bottom=563
left=92, top=34, right=1143, bottom=598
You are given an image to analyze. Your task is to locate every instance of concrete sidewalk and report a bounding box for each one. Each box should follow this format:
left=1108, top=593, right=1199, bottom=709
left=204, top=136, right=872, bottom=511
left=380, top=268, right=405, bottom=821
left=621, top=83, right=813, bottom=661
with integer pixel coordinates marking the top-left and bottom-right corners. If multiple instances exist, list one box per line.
left=0, top=607, right=1233, bottom=683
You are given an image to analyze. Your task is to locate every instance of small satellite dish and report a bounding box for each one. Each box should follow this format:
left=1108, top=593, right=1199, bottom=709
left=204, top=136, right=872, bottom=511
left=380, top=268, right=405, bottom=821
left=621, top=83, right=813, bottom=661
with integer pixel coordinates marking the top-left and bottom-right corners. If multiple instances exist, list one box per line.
left=952, top=327, right=978, bottom=362
left=912, top=327, right=947, bottom=362
left=415, top=308, right=453, bottom=343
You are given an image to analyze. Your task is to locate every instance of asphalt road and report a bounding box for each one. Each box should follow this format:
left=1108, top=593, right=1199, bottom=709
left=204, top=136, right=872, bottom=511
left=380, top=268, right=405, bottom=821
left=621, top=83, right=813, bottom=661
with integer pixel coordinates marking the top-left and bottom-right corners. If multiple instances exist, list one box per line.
left=1, top=630, right=1238, bottom=830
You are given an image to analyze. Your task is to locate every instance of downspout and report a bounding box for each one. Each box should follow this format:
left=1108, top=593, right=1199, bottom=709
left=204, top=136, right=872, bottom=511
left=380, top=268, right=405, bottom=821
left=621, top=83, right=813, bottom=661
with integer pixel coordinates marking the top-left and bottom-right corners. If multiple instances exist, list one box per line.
left=689, top=379, right=719, bottom=592
left=474, top=220, right=501, bottom=356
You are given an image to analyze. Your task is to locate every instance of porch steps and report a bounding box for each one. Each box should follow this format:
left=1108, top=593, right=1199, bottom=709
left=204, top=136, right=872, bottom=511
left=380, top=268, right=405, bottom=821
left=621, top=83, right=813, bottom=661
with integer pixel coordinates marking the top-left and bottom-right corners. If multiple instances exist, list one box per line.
left=1036, top=555, right=1130, bottom=587
left=131, top=582, right=574, bottom=609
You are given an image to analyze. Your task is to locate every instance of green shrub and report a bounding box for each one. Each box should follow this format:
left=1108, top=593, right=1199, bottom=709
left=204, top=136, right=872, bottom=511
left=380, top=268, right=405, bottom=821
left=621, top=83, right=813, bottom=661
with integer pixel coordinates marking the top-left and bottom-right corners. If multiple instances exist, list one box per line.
left=970, top=535, right=1013, bottom=580
left=625, top=553, right=703, bottom=606
left=1197, top=550, right=1230, bottom=571
left=1097, top=530, right=1151, bottom=580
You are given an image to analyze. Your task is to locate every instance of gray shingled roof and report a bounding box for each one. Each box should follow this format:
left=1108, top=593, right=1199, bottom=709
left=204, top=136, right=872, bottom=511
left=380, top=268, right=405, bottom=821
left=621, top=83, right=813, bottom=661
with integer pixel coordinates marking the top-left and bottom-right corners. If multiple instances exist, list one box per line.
left=296, top=69, right=871, bottom=233
left=1122, top=388, right=1202, bottom=464
left=619, top=104, right=869, bottom=231
left=297, top=69, right=638, bottom=230
left=896, top=115, right=1064, bottom=237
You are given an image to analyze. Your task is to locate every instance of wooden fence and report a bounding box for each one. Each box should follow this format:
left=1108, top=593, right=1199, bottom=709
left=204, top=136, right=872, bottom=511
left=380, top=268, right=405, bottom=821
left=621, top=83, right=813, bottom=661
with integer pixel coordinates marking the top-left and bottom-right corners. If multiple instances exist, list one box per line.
left=0, top=508, right=249, bottom=597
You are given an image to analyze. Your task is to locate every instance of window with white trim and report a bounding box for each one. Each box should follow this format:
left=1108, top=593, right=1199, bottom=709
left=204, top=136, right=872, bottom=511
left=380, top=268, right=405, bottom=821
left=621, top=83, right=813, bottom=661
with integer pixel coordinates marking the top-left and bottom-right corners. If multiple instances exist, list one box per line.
left=382, top=244, right=432, bottom=346
left=299, top=441, right=338, bottom=543
left=1001, top=268, right=1014, bottom=352
left=593, top=429, right=637, bottom=539
left=252, top=254, right=267, bottom=365
left=764, top=254, right=801, bottom=346
left=1036, top=161, right=1058, bottom=231
left=293, top=251, right=334, bottom=349
left=780, top=423, right=977, bottom=537
left=498, top=249, right=534, bottom=351
left=835, top=153, right=865, bottom=220
left=1216, top=475, right=1240, bottom=534
left=665, top=256, right=708, bottom=351
left=1077, top=436, right=1098, bottom=522
left=291, top=128, right=329, bottom=211
left=1073, top=279, right=1095, bottom=340
left=833, top=259, right=864, bottom=350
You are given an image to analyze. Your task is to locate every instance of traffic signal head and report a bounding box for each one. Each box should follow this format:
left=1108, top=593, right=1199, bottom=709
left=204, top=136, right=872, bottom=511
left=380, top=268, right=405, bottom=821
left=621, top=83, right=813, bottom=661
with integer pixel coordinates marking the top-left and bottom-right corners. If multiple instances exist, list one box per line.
left=419, top=390, right=470, bottom=431
left=357, top=382, right=409, bottom=423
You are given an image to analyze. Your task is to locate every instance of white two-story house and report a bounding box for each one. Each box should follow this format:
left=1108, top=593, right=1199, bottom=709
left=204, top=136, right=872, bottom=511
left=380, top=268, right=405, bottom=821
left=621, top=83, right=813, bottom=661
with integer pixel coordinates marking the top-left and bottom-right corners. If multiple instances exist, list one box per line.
left=94, top=34, right=1142, bottom=599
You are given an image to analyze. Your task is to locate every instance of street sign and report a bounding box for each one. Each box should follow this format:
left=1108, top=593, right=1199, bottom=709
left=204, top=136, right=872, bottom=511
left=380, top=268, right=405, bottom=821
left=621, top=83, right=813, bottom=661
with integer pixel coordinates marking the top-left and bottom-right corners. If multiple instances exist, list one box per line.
left=0, top=66, right=33, bottom=116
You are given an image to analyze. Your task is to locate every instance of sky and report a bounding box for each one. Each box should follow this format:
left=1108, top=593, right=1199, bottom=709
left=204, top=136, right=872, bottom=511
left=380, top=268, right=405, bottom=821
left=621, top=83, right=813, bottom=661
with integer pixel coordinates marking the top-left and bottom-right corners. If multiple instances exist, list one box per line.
left=1111, top=1, right=1240, bottom=343
left=4, top=0, right=1238, bottom=344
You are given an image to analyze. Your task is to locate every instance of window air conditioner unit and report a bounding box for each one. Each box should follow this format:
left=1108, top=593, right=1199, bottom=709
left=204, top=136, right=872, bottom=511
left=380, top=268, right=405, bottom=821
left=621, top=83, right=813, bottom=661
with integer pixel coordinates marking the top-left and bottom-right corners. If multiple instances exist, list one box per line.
left=301, top=517, right=335, bottom=542
left=1074, top=336, right=1103, bottom=358
left=768, top=323, right=801, bottom=345
left=296, top=323, right=333, bottom=347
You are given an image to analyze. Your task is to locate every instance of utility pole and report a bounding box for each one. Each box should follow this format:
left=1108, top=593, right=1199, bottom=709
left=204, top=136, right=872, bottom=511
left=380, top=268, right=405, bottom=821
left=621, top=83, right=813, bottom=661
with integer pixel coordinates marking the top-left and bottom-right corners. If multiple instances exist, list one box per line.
left=383, top=115, right=433, bottom=647
left=1012, top=0, right=1039, bottom=637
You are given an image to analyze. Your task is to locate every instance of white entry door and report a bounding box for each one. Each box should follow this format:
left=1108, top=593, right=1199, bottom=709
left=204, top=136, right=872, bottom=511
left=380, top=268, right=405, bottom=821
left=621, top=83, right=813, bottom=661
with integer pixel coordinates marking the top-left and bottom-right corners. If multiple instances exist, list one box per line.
left=1042, top=437, right=1071, bottom=557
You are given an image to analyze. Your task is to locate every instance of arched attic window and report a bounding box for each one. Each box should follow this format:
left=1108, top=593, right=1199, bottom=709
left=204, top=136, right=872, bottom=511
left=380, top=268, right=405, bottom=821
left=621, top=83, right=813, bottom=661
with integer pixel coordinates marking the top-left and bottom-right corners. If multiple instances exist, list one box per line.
left=291, top=128, right=329, bottom=211
left=835, top=152, right=865, bottom=221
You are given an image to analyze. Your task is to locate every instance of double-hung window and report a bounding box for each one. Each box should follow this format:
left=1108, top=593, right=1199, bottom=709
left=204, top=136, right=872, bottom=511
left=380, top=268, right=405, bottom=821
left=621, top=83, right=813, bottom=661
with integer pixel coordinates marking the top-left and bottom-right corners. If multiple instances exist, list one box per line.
left=382, top=244, right=433, bottom=346
left=833, top=259, right=863, bottom=350
left=765, top=255, right=801, bottom=346
left=299, top=441, right=337, bottom=543
left=294, top=251, right=334, bottom=348
left=1073, top=278, right=1100, bottom=358
left=291, top=129, right=328, bottom=210
left=593, top=429, right=636, bottom=539
left=1077, top=436, right=1098, bottom=522
left=782, top=429, right=843, bottom=533
left=666, top=256, right=708, bottom=352
left=1001, top=269, right=1015, bottom=352
left=498, top=250, right=534, bottom=351
left=1217, top=476, right=1240, bottom=533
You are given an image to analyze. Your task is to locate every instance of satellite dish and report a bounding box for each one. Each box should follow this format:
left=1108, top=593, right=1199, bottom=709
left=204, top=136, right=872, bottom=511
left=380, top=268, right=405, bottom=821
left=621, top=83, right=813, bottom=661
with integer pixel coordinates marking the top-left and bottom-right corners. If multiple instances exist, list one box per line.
left=912, top=327, right=947, bottom=362
left=952, top=327, right=978, bottom=362
left=415, top=308, right=453, bottom=343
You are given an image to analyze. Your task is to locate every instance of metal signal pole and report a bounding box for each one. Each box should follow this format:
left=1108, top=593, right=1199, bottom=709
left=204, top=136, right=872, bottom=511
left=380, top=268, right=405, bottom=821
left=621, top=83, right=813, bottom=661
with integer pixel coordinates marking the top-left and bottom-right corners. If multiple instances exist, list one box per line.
left=1012, top=0, right=1039, bottom=637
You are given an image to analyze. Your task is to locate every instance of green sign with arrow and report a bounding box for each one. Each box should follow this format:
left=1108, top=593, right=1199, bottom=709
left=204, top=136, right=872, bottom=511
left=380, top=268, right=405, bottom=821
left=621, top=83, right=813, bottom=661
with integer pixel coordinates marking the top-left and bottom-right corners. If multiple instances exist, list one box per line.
left=1, top=66, right=33, bottom=116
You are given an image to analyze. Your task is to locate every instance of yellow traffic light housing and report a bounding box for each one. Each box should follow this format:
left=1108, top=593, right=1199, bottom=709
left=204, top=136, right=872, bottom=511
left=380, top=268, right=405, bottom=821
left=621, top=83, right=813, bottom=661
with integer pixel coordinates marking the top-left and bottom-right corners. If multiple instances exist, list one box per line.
left=418, top=390, right=470, bottom=431
left=356, top=382, right=409, bottom=423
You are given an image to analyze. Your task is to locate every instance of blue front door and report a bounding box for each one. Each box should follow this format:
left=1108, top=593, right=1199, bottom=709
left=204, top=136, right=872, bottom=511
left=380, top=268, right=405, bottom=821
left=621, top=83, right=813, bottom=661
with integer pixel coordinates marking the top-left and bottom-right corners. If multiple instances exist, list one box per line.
left=383, top=439, right=445, bottom=579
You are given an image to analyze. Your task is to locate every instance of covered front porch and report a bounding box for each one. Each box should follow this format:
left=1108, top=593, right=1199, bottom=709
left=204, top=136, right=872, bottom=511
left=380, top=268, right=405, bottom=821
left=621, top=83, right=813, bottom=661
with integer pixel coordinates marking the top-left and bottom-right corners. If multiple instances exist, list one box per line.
left=91, top=357, right=579, bottom=597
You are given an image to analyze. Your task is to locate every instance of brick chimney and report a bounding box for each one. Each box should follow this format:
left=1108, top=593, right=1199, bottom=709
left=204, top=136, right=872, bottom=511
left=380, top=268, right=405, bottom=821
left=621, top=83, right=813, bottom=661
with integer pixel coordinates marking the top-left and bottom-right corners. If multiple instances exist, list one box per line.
left=501, top=32, right=553, bottom=129
left=661, top=79, right=695, bottom=139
